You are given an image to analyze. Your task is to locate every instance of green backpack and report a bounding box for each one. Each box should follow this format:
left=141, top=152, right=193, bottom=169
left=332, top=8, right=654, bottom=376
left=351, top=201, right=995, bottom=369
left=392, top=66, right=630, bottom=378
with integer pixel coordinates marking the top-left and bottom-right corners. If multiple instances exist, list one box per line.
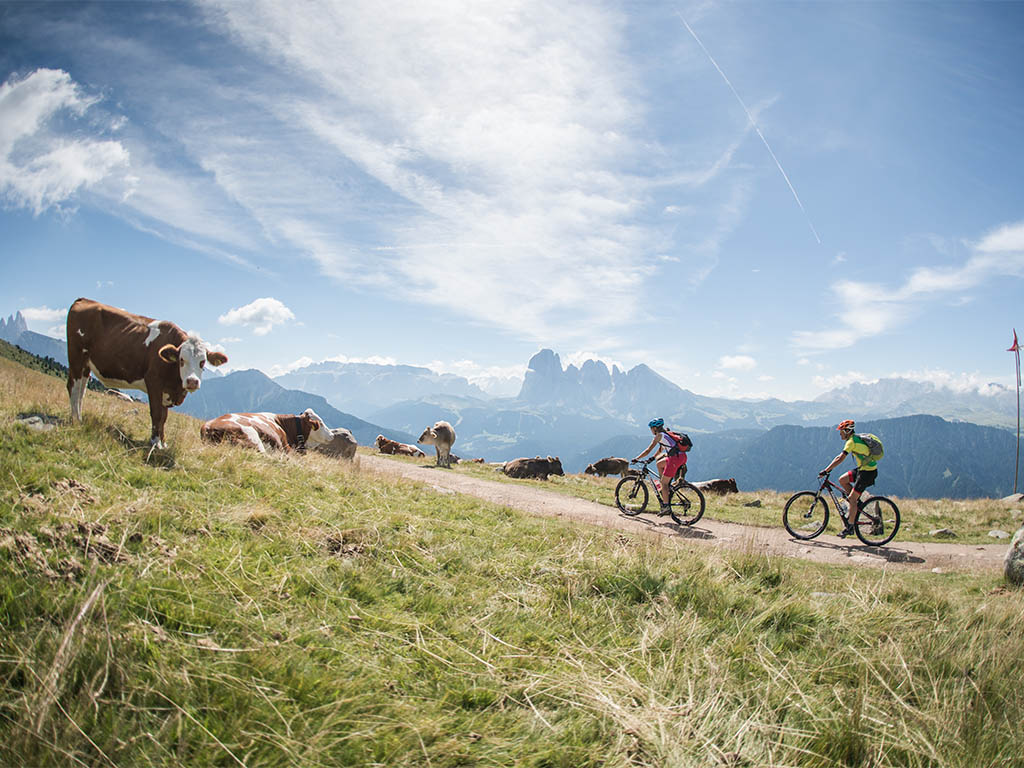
left=856, top=433, right=884, bottom=462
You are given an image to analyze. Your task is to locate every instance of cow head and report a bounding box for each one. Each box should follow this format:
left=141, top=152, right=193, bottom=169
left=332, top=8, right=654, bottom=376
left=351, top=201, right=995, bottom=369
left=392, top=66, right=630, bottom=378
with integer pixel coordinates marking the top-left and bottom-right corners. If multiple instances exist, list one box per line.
left=417, top=426, right=436, bottom=444
left=159, top=335, right=228, bottom=392
left=547, top=456, right=564, bottom=476
left=584, top=464, right=596, bottom=475
left=299, top=408, right=332, bottom=447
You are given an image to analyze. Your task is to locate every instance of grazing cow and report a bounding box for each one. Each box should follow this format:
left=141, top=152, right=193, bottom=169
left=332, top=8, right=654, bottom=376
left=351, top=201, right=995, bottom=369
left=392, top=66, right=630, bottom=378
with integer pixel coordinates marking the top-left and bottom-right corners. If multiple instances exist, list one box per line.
left=374, top=435, right=424, bottom=457
left=584, top=457, right=630, bottom=477
left=503, top=456, right=564, bottom=480
left=200, top=409, right=332, bottom=453
left=692, top=478, right=739, bottom=495
left=66, top=298, right=227, bottom=448
left=417, top=420, right=457, bottom=468
left=316, top=427, right=358, bottom=460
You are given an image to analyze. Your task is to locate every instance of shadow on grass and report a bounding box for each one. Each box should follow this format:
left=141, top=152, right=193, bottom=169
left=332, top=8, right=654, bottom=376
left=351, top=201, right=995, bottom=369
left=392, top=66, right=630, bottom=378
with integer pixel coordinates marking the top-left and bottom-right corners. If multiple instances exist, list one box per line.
left=105, top=425, right=177, bottom=469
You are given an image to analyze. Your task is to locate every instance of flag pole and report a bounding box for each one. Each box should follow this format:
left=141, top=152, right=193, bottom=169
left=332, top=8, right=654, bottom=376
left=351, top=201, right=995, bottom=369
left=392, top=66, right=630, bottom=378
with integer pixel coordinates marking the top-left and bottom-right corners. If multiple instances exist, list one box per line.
left=1011, top=329, right=1021, bottom=494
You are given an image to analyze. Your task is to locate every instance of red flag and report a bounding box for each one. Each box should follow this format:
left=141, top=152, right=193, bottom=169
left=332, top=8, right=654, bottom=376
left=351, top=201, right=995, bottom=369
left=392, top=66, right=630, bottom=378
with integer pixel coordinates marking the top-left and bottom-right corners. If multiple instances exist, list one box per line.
left=1010, top=329, right=1020, bottom=353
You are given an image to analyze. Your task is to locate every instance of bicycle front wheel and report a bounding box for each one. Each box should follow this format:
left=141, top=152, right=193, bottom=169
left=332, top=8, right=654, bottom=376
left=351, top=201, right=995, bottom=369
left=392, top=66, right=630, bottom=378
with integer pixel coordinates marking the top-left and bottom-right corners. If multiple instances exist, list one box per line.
left=782, top=491, right=829, bottom=540
left=668, top=482, right=705, bottom=526
left=854, top=496, right=900, bottom=546
left=615, top=476, right=649, bottom=515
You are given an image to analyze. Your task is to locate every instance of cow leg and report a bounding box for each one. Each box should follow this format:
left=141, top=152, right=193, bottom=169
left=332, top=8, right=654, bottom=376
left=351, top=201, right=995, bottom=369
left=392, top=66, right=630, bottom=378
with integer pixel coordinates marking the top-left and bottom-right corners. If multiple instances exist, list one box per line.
left=68, top=376, right=88, bottom=423
left=148, top=397, right=168, bottom=449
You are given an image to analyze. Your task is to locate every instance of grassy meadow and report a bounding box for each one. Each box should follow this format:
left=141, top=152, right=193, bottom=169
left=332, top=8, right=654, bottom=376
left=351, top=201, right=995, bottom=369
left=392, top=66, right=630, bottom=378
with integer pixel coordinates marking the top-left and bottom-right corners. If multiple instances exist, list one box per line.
left=2, top=357, right=1023, bottom=767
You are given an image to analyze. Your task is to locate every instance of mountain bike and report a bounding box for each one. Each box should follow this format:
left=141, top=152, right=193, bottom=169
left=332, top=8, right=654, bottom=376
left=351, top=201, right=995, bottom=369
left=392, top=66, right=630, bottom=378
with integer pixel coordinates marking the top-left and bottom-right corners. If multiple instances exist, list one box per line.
left=782, top=472, right=901, bottom=546
left=614, top=458, right=706, bottom=526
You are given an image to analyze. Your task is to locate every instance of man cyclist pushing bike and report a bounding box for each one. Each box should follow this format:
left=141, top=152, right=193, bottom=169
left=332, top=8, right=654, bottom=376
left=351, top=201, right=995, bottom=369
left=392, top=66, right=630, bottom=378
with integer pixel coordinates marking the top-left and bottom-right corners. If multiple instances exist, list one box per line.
left=819, top=419, right=879, bottom=538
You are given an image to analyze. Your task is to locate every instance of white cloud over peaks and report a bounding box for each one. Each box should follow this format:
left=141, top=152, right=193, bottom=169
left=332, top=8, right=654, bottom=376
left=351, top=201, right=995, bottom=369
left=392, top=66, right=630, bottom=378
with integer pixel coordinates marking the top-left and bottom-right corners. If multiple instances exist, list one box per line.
left=792, top=220, right=1024, bottom=351
left=20, top=305, right=67, bottom=339
left=218, top=297, right=295, bottom=336
left=0, top=69, right=129, bottom=214
left=198, top=0, right=672, bottom=344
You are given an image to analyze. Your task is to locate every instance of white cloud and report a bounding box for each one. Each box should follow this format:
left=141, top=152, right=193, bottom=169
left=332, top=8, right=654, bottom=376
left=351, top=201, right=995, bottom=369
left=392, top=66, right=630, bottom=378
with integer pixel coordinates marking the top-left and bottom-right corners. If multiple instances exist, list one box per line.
left=188, top=0, right=733, bottom=346
left=792, top=221, right=1024, bottom=351
left=811, top=371, right=873, bottom=391
left=718, top=354, right=756, bottom=371
left=218, top=297, right=295, bottom=336
left=0, top=69, right=129, bottom=214
left=888, top=368, right=1011, bottom=395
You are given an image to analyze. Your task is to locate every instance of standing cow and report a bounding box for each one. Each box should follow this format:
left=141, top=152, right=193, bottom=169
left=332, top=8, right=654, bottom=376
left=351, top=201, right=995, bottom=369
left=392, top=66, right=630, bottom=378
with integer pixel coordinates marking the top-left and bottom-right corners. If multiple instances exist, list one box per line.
left=66, top=298, right=227, bottom=448
left=418, top=420, right=456, bottom=468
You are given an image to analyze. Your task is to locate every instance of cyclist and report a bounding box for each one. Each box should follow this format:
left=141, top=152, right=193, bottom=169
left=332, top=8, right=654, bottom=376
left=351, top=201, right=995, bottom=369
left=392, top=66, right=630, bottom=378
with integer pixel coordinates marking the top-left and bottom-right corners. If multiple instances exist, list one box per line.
left=632, top=418, right=688, bottom=513
left=819, top=419, right=878, bottom=538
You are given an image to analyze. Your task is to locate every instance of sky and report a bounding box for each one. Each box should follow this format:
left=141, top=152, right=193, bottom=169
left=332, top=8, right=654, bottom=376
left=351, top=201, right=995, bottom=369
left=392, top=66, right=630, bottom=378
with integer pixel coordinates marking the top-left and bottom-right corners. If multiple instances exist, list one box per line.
left=1, top=0, right=1023, bottom=403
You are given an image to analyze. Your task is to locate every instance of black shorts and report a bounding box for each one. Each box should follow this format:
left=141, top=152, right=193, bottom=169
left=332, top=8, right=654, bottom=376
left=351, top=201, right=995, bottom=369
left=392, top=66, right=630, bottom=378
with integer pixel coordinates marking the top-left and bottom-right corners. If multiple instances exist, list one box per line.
left=846, top=468, right=877, bottom=492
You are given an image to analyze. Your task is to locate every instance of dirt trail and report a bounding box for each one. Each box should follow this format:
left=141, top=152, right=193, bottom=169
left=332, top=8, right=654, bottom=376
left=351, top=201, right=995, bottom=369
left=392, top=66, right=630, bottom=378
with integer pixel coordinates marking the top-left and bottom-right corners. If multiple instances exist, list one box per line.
left=360, top=455, right=1009, bottom=574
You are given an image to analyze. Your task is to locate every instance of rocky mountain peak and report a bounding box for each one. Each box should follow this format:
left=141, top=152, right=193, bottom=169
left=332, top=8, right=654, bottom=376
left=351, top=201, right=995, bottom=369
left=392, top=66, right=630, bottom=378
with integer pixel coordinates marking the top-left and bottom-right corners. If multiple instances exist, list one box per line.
left=0, top=311, right=28, bottom=342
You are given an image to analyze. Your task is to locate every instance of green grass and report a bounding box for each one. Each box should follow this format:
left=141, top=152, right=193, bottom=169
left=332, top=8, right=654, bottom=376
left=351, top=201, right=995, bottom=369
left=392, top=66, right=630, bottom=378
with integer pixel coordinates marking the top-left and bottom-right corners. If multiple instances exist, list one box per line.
left=377, top=452, right=1023, bottom=545
left=2, top=358, right=1023, bottom=767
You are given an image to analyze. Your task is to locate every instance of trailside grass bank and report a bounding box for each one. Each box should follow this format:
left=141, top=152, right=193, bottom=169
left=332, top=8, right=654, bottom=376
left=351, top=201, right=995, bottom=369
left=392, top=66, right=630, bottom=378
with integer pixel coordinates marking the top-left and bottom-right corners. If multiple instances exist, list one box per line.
left=1, top=359, right=1023, bottom=767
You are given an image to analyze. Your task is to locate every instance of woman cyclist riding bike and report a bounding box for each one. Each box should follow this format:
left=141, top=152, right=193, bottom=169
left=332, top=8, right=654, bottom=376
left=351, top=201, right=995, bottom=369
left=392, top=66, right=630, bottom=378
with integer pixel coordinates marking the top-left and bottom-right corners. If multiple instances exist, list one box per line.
left=632, top=418, right=689, bottom=513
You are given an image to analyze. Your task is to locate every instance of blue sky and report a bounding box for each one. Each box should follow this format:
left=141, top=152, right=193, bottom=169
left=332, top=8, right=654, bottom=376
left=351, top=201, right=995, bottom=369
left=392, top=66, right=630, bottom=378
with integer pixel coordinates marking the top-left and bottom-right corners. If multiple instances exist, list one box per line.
left=2, top=1, right=1022, bottom=402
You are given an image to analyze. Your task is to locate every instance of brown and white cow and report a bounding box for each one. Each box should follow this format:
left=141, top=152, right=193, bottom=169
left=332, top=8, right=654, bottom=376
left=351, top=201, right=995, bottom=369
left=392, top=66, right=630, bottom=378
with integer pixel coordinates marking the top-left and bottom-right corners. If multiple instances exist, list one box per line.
left=200, top=409, right=332, bottom=453
left=417, top=420, right=456, bottom=468
left=66, top=298, right=227, bottom=448
left=374, top=435, right=424, bottom=457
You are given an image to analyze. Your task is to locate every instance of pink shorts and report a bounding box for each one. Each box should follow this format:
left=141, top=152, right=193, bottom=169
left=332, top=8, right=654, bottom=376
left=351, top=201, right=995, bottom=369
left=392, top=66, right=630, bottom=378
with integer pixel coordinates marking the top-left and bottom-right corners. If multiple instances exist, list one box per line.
left=664, top=452, right=688, bottom=479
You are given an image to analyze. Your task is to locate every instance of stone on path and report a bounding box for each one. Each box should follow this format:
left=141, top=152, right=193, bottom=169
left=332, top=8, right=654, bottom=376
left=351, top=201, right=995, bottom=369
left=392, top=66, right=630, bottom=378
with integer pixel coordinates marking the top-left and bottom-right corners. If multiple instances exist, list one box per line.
left=1004, top=526, right=1024, bottom=586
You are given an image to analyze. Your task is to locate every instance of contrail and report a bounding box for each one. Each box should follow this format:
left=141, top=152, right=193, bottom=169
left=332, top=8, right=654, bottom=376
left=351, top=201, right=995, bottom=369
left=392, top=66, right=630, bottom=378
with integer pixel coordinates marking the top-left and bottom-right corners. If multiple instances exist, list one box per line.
left=676, top=12, right=822, bottom=245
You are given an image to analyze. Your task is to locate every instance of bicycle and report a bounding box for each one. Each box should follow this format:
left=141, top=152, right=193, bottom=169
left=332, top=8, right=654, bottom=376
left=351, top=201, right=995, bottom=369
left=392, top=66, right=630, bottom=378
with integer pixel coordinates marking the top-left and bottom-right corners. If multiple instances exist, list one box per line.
left=782, top=471, right=901, bottom=546
left=614, top=457, right=706, bottom=526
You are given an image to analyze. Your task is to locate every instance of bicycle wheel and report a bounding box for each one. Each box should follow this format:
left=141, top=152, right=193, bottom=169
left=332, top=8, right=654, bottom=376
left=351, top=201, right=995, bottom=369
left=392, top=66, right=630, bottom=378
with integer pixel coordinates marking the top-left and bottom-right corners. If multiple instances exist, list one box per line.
left=782, top=491, right=830, bottom=540
left=668, top=482, right=705, bottom=526
left=615, top=476, right=649, bottom=515
left=854, top=496, right=900, bottom=546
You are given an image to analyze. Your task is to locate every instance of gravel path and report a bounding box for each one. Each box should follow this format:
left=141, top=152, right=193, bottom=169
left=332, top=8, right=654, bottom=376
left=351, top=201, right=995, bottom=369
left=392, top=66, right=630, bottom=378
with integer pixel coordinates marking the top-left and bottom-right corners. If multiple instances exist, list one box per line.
left=360, top=455, right=1007, bottom=574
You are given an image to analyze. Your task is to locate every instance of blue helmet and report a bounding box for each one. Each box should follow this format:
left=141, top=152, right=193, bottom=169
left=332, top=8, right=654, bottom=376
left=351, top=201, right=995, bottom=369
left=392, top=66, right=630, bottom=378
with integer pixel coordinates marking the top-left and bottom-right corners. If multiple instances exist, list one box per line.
left=648, top=418, right=664, bottom=429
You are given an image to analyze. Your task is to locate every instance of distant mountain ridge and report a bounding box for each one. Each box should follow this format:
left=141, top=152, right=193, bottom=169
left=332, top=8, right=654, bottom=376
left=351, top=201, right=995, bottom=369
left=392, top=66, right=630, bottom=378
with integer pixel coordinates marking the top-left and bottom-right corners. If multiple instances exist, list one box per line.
left=0, top=312, right=67, bottom=365
left=275, top=361, right=490, bottom=416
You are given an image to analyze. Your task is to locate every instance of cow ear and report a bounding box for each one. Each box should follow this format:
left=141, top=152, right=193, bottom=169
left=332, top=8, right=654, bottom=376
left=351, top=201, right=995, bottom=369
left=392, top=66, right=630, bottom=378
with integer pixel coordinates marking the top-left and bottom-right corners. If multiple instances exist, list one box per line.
left=207, top=351, right=228, bottom=366
left=158, top=343, right=180, bottom=363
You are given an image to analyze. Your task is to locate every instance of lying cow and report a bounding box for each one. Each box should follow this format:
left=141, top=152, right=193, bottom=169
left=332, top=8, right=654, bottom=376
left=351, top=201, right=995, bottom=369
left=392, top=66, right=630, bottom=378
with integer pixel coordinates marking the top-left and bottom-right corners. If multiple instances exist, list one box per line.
left=200, top=409, right=332, bottom=453
left=418, top=420, right=456, bottom=468
left=503, top=455, right=564, bottom=480
left=315, top=427, right=358, bottom=460
left=692, top=478, right=739, bottom=495
left=67, top=298, right=227, bottom=448
left=374, top=435, right=424, bottom=457
left=584, top=457, right=630, bottom=477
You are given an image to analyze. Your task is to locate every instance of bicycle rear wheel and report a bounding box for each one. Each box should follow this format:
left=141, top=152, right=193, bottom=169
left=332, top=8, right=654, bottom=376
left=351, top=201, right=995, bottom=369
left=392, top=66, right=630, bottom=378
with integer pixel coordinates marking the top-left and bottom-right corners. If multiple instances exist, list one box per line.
left=614, top=476, right=649, bottom=515
left=668, top=482, right=705, bottom=526
left=854, top=496, right=900, bottom=546
left=782, top=491, right=829, bottom=540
